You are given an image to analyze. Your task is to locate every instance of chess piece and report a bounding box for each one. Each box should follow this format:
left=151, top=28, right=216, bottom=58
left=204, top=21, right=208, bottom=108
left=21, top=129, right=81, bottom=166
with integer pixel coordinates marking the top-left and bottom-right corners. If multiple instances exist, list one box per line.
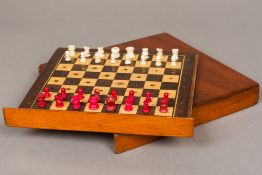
left=60, top=87, right=67, bottom=100
left=37, top=93, right=46, bottom=108
left=128, top=90, right=135, bottom=102
left=97, top=47, right=104, bottom=58
left=171, top=48, right=179, bottom=66
left=111, top=89, right=117, bottom=100
left=145, top=91, right=152, bottom=103
left=77, top=87, right=84, bottom=99
left=88, top=96, right=99, bottom=110
left=142, top=100, right=150, bottom=113
left=125, top=46, right=135, bottom=64
left=140, top=55, right=147, bottom=65
left=65, top=51, right=71, bottom=61
left=141, top=48, right=149, bottom=59
left=94, top=88, right=100, bottom=101
left=159, top=98, right=168, bottom=113
left=55, top=94, right=64, bottom=108
left=163, top=92, right=169, bottom=103
left=110, top=47, right=120, bottom=63
left=44, top=86, right=51, bottom=98
left=105, top=95, right=116, bottom=111
left=80, top=52, right=86, bottom=63
left=71, top=95, right=81, bottom=110
left=155, top=48, right=163, bottom=66
left=83, top=46, right=90, bottom=57
left=124, top=97, right=133, bottom=111
left=68, top=45, right=76, bottom=57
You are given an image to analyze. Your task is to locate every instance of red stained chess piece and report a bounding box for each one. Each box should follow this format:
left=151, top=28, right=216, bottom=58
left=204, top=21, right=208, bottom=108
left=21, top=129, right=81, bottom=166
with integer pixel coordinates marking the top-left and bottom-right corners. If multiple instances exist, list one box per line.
left=94, top=88, right=100, bottom=101
left=124, top=97, right=133, bottom=111
left=142, top=100, right=150, bottom=113
left=77, top=87, right=84, bottom=99
left=60, top=87, right=67, bottom=100
left=145, top=91, right=152, bottom=103
left=128, top=90, right=135, bottom=102
left=159, top=93, right=169, bottom=113
left=55, top=94, right=64, bottom=108
left=37, top=93, right=46, bottom=108
left=72, top=95, right=81, bottom=110
left=111, top=89, right=117, bottom=100
left=88, top=96, right=99, bottom=110
left=106, top=95, right=117, bottom=111
left=44, top=86, right=51, bottom=98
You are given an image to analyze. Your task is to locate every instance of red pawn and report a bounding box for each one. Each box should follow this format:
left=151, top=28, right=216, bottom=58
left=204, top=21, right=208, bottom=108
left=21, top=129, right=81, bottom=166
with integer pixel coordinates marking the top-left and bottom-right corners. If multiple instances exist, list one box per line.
left=111, top=90, right=117, bottom=100
left=60, top=88, right=67, bottom=100
left=44, top=86, right=51, bottom=98
left=128, top=90, right=135, bottom=102
left=77, top=88, right=84, bottom=99
left=55, top=94, right=64, bottom=108
left=37, top=93, right=46, bottom=108
left=106, top=95, right=116, bottom=111
left=159, top=99, right=168, bottom=113
left=88, top=96, right=99, bottom=110
left=71, top=95, right=81, bottom=110
left=124, top=97, right=133, bottom=111
left=94, top=88, right=100, bottom=101
left=142, top=100, right=150, bottom=113
left=145, top=91, right=152, bottom=103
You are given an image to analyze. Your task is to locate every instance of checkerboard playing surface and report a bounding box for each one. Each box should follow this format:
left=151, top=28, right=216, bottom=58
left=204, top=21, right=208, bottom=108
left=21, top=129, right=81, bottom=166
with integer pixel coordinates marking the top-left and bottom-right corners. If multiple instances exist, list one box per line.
left=31, top=49, right=192, bottom=117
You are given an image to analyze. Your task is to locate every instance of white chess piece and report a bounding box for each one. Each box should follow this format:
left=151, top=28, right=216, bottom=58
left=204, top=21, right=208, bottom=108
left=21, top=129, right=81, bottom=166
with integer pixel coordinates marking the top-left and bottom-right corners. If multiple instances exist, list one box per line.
left=141, top=48, right=149, bottom=60
left=80, top=52, right=86, bottom=62
left=155, top=48, right=163, bottom=66
left=97, top=47, right=104, bottom=58
left=125, top=47, right=135, bottom=59
left=125, top=56, right=131, bottom=64
left=68, top=45, right=76, bottom=57
left=65, top=51, right=71, bottom=61
left=110, top=47, right=120, bottom=63
left=83, top=46, right=90, bottom=57
left=140, top=55, right=147, bottom=65
left=94, top=53, right=101, bottom=63
left=171, top=48, right=179, bottom=66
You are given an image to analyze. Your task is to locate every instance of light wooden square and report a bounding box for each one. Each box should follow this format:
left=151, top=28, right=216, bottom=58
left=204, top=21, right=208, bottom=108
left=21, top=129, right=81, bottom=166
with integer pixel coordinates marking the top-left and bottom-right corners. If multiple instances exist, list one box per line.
left=119, top=105, right=138, bottom=114
left=165, top=62, right=182, bottom=69
left=152, top=55, right=168, bottom=62
left=86, top=65, right=104, bottom=72
left=104, top=59, right=121, bottom=66
left=93, top=87, right=110, bottom=96
left=144, top=81, right=162, bottom=89
left=112, top=80, right=129, bottom=88
left=50, top=101, right=70, bottom=111
left=98, top=72, right=116, bottom=80
left=79, top=94, right=90, bottom=103
left=139, top=97, right=158, bottom=106
left=79, top=78, right=97, bottom=86
left=84, top=103, right=104, bottom=112
left=159, top=90, right=177, bottom=98
left=154, top=106, right=173, bottom=117
left=117, top=66, right=134, bottom=73
left=75, top=58, right=92, bottom=65
left=72, top=52, right=81, bottom=59
left=47, top=77, right=66, bottom=85
left=67, top=71, right=85, bottom=78
left=124, top=88, right=143, bottom=97
left=115, top=96, right=124, bottom=104
left=130, top=73, right=147, bottom=81
left=56, top=64, right=73, bottom=71
left=148, top=68, right=165, bottom=75
left=135, top=60, right=151, bottom=68
left=162, top=75, right=179, bottom=82
left=61, top=85, right=78, bottom=93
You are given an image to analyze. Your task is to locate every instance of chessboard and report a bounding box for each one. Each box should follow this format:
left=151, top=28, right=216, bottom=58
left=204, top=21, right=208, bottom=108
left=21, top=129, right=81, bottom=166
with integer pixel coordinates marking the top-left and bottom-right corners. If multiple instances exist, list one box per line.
left=3, top=47, right=198, bottom=137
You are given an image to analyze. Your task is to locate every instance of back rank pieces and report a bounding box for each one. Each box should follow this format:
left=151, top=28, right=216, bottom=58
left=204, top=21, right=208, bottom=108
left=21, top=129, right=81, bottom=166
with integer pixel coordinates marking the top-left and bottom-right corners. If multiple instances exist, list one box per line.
left=37, top=45, right=181, bottom=115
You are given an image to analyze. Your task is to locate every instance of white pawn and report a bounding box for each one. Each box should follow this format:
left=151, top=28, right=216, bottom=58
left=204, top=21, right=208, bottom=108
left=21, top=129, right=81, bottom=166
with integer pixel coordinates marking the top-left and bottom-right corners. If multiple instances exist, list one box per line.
left=111, top=47, right=120, bottom=58
left=171, top=48, right=179, bottom=66
left=155, top=48, right=163, bottom=66
left=141, top=48, right=149, bottom=59
left=80, top=52, right=86, bottom=63
left=83, top=46, right=90, bottom=57
left=68, top=45, right=76, bottom=57
left=97, top=47, right=104, bottom=58
left=65, top=51, right=71, bottom=61
left=125, top=47, right=135, bottom=59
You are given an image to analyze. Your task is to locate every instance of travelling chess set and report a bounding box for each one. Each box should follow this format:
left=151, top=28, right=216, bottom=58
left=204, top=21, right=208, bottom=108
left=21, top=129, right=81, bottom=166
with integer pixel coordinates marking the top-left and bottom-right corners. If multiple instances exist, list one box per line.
left=3, top=33, right=259, bottom=153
